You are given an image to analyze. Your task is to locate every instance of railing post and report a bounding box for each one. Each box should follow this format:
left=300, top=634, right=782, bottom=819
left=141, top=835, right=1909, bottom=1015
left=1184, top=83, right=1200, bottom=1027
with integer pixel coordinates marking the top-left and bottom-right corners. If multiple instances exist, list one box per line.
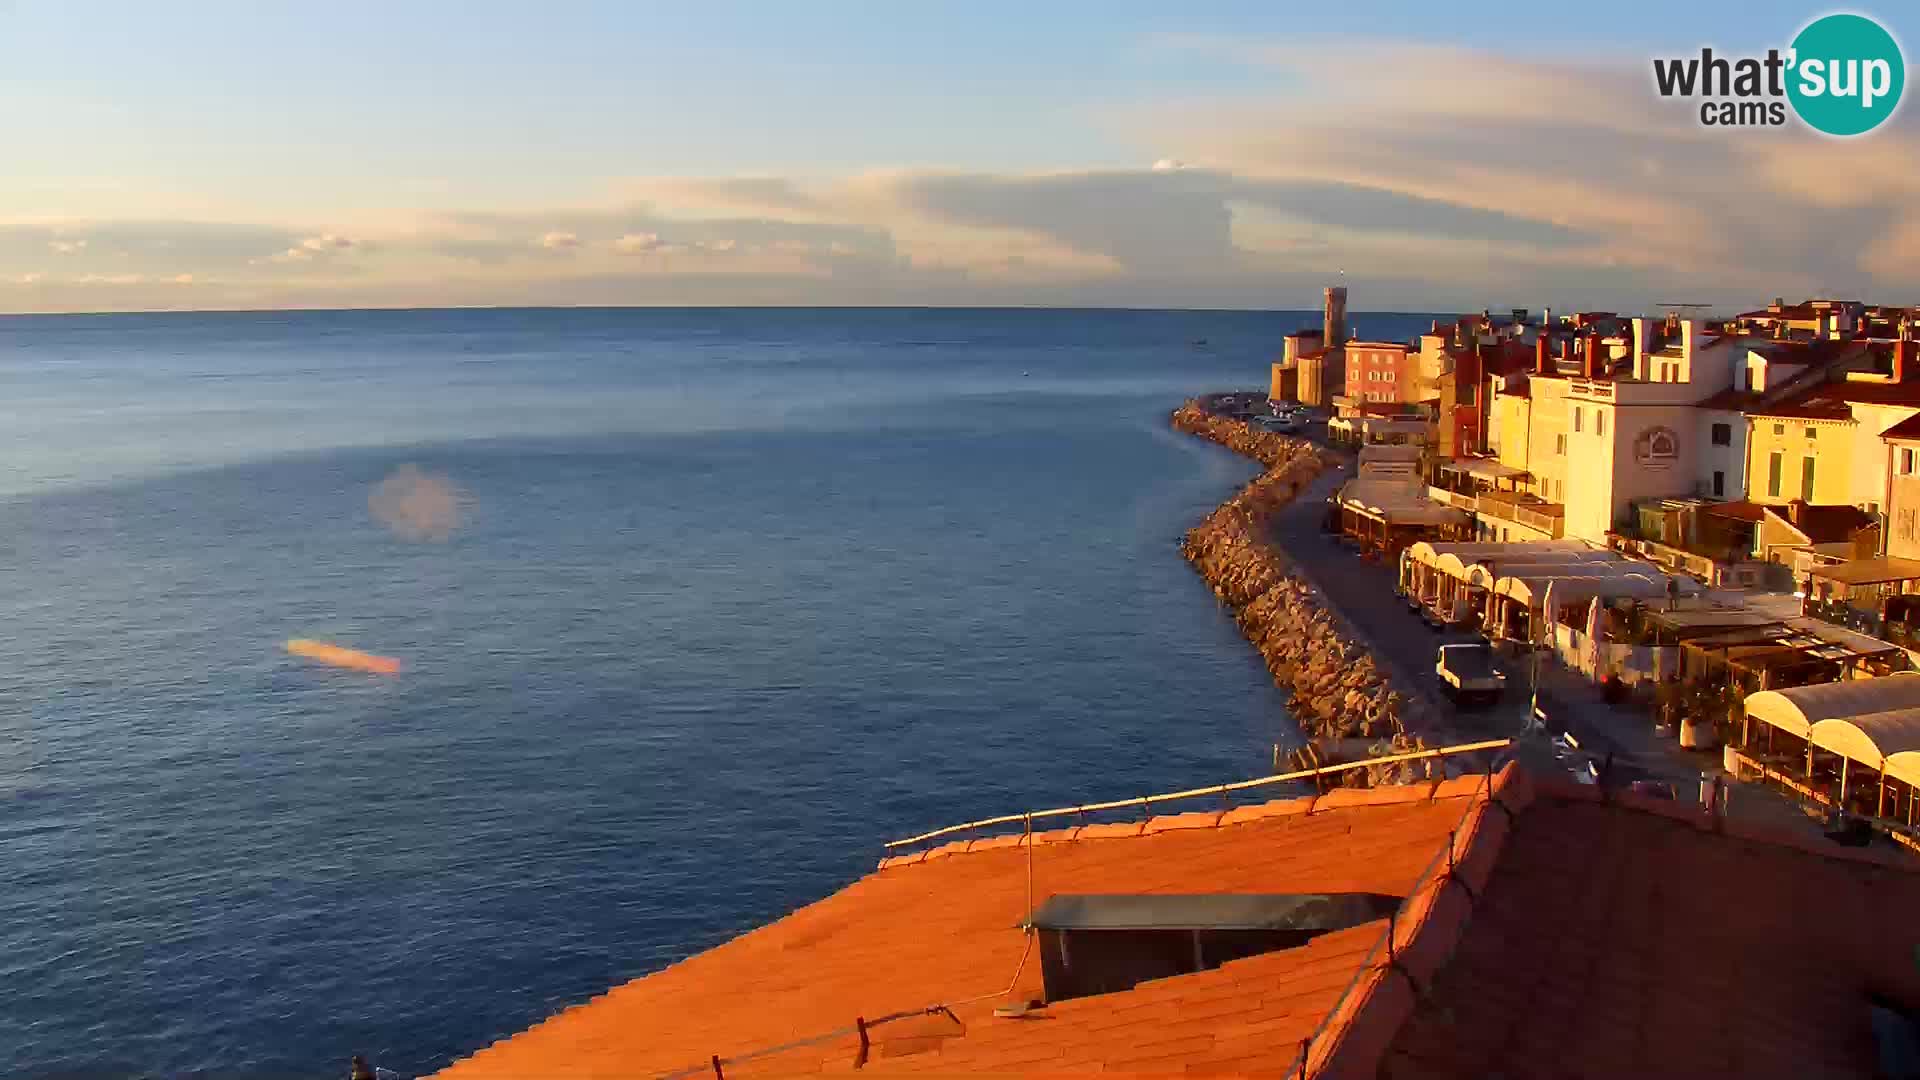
left=710, top=1054, right=724, bottom=1079
left=854, top=1016, right=870, bottom=1068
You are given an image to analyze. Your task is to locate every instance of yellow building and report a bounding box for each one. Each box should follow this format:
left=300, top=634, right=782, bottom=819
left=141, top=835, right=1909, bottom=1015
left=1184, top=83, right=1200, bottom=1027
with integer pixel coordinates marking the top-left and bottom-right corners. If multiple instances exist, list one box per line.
left=1745, top=413, right=1855, bottom=505
left=1745, top=348, right=1920, bottom=513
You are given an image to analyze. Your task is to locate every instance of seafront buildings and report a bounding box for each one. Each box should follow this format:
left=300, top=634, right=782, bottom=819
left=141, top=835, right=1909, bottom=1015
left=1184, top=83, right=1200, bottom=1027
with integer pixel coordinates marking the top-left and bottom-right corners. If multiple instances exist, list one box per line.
left=1311, top=293, right=1920, bottom=848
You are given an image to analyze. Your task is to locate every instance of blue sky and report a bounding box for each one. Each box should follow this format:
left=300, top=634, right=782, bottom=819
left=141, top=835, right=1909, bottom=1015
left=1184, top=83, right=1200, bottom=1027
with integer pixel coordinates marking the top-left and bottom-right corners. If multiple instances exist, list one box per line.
left=1, top=1, right=1915, bottom=311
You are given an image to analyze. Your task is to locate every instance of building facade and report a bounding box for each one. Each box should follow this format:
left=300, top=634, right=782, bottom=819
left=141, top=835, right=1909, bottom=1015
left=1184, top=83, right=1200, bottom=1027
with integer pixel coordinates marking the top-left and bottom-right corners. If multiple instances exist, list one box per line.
left=1346, top=341, right=1418, bottom=404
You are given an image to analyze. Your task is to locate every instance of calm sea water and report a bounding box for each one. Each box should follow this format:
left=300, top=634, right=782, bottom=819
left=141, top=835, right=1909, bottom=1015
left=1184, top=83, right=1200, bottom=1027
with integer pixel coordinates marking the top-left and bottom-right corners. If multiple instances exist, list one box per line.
left=0, top=307, right=1436, bottom=1078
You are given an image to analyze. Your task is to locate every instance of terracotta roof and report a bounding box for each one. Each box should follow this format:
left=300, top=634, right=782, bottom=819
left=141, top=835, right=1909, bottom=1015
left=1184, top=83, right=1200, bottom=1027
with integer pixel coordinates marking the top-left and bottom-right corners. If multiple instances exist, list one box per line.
left=430, top=778, right=1493, bottom=1080
left=1750, top=375, right=1920, bottom=419
left=1766, top=503, right=1876, bottom=545
left=1377, top=776, right=1920, bottom=1080
left=1883, top=413, right=1920, bottom=441
left=432, top=762, right=1920, bottom=1080
left=1702, top=499, right=1768, bottom=522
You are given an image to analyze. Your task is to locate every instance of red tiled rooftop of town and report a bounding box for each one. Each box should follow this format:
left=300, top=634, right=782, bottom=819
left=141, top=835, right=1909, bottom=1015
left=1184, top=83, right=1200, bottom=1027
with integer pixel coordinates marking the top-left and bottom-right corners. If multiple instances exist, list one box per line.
left=431, top=764, right=1920, bottom=1079
left=1883, top=413, right=1920, bottom=441
left=1750, top=374, right=1920, bottom=419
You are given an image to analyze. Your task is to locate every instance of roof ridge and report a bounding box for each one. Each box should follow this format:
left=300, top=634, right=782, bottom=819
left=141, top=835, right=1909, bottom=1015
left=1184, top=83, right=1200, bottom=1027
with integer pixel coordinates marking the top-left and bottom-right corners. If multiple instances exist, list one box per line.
left=1304, top=758, right=1920, bottom=1079
left=874, top=774, right=1496, bottom=873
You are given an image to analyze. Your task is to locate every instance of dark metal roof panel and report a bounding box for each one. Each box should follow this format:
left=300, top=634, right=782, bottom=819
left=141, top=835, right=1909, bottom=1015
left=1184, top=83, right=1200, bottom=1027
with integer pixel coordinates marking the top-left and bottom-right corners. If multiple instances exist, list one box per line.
left=1020, top=893, right=1402, bottom=932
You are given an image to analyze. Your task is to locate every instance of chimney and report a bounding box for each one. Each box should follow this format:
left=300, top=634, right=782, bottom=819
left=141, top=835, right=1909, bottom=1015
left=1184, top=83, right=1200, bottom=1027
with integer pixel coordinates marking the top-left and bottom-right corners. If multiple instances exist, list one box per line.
left=1543, top=306, right=1552, bottom=329
left=1896, top=337, right=1914, bottom=383
left=1535, top=333, right=1550, bottom=375
left=1631, top=317, right=1651, bottom=380
left=1680, top=318, right=1699, bottom=363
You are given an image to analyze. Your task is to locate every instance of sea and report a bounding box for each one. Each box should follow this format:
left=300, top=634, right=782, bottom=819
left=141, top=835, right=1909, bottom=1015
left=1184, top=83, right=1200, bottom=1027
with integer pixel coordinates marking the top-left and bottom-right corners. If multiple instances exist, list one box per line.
left=0, top=306, right=1438, bottom=1078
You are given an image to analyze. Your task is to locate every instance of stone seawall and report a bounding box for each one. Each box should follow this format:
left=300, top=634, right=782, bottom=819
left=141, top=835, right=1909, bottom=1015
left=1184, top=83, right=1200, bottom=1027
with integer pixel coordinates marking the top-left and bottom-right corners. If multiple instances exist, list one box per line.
left=1170, top=402, right=1432, bottom=784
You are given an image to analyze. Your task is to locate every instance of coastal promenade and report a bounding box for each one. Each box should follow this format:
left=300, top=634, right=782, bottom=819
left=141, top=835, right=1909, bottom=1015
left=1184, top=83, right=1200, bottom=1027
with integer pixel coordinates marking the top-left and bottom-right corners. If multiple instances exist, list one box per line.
left=1199, top=404, right=1889, bottom=846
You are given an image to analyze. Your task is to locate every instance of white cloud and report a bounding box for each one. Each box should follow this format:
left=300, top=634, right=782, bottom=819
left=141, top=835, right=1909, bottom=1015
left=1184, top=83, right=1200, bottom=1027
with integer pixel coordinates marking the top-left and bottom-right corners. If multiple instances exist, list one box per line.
left=613, top=232, right=662, bottom=255
left=540, top=231, right=580, bottom=250
left=299, top=232, right=358, bottom=253
left=48, top=238, right=87, bottom=254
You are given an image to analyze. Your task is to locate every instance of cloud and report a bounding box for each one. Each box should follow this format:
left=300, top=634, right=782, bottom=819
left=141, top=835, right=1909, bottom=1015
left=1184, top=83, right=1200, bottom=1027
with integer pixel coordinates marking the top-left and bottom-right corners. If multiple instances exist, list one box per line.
left=613, top=232, right=662, bottom=255
left=626, top=176, right=826, bottom=216
left=10, top=40, right=1920, bottom=314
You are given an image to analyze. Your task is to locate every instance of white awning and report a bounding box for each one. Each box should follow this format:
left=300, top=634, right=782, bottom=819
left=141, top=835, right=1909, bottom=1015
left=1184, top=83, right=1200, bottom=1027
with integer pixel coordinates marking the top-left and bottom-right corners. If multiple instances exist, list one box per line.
left=1469, top=558, right=1641, bottom=591
left=1807, top=708, right=1920, bottom=781
left=1496, top=572, right=1687, bottom=609
left=1432, top=547, right=1618, bottom=583
left=1403, top=540, right=1591, bottom=572
left=1444, top=458, right=1528, bottom=481
left=1744, top=674, right=1920, bottom=739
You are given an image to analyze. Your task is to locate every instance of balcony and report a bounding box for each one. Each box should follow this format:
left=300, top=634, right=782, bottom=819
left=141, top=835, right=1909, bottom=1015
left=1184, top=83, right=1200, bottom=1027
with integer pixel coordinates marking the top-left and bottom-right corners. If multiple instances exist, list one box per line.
left=1474, top=490, right=1565, bottom=538
left=1426, top=486, right=1477, bottom=512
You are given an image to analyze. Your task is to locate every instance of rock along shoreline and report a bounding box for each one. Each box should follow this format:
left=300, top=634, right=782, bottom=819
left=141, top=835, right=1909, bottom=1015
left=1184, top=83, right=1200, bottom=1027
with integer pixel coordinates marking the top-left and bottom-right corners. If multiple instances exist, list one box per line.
left=1169, top=400, right=1437, bottom=785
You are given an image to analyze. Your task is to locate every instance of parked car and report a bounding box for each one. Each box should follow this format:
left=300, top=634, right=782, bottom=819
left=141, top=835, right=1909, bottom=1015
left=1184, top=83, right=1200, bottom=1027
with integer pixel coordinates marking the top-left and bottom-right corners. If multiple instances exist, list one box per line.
left=1250, top=414, right=1297, bottom=433
left=1436, top=643, right=1506, bottom=707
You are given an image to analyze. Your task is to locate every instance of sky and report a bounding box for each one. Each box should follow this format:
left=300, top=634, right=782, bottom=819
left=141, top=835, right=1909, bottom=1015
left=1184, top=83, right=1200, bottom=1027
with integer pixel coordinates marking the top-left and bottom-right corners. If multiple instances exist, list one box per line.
left=1, top=0, right=1917, bottom=313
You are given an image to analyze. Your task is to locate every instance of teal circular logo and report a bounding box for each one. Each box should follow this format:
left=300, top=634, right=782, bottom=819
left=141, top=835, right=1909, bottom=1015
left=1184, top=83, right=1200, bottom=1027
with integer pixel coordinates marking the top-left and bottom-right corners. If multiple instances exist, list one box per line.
left=1788, top=13, right=1905, bottom=136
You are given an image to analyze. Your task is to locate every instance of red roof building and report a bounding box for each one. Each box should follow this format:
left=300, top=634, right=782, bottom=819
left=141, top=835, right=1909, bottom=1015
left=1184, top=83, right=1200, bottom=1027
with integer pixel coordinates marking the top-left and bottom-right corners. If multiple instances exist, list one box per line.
left=432, top=763, right=1920, bottom=1080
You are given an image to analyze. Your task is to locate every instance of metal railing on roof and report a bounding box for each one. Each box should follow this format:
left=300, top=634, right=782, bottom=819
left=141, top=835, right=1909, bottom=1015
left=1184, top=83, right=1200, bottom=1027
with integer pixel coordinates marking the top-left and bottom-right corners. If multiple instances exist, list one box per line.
left=882, top=739, right=1514, bottom=852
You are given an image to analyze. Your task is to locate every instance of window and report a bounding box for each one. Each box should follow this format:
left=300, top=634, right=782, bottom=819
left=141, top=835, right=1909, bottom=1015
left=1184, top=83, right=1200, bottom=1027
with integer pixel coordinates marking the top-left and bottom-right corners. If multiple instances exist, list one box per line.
left=1903, top=508, right=1919, bottom=543
left=1711, top=423, right=1732, bottom=446
left=1596, top=411, right=1607, bottom=437
left=1556, top=434, right=1567, bottom=455
left=1573, top=407, right=1583, bottom=433
left=1768, top=452, right=1783, bottom=497
left=1806, top=427, right=1817, bottom=441
left=1773, top=423, right=1785, bottom=436
left=1903, top=448, right=1916, bottom=475
left=1802, top=456, right=1816, bottom=499
left=1713, top=470, right=1725, bottom=497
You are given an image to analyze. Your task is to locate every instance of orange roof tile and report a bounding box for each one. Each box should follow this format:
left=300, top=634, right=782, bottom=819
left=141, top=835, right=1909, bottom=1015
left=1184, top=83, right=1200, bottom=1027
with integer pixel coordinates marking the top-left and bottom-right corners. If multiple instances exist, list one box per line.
left=432, top=764, right=1920, bottom=1080
left=431, top=779, right=1490, bottom=1080
left=1375, top=777, right=1920, bottom=1080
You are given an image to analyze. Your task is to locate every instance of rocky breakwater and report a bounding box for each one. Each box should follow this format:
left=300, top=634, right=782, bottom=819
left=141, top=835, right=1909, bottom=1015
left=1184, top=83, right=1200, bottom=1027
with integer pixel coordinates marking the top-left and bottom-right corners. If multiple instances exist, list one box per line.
left=1170, top=402, right=1435, bottom=786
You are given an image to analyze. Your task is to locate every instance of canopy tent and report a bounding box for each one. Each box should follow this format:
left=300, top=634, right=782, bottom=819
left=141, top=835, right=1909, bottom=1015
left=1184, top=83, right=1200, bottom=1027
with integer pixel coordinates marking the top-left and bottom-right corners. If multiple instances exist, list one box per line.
left=1743, top=674, right=1920, bottom=739
left=1807, top=709, right=1920, bottom=790
left=1808, top=557, right=1920, bottom=587
left=1437, top=458, right=1529, bottom=484
left=1403, top=540, right=1590, bottom=572
left=1433, top=548, right=1617, bottom=584
left=1502, top=572, right=1678, bottom=609
left=1470, top=559, right=1647, bottom=593
left=1337, top=480, right=1467, bottom=526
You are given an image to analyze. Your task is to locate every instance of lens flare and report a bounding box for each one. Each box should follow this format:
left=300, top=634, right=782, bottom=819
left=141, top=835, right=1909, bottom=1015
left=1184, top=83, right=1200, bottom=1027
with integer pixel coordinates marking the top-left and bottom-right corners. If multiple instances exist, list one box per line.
left=285, top=638, right=402, bottom=675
